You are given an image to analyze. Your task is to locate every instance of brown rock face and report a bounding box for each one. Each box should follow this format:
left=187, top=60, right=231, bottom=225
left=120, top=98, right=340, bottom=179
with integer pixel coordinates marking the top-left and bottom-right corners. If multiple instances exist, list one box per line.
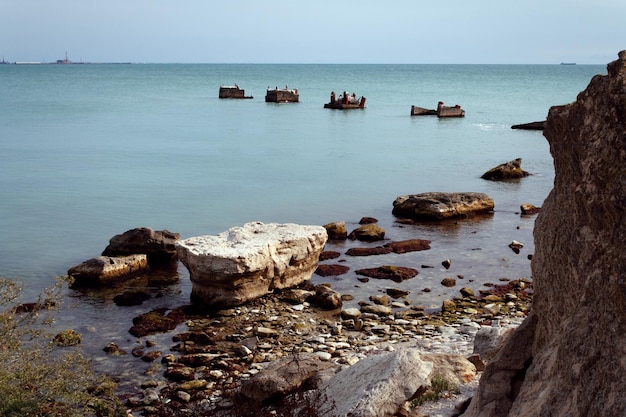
left=463, top=51, right=626, bottom=417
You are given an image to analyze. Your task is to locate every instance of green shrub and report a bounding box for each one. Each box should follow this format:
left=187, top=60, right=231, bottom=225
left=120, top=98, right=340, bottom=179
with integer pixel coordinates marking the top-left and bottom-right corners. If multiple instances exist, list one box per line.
left=0, top=277, right=125, bottom=416
left=410, top=373, right=460, bottom=408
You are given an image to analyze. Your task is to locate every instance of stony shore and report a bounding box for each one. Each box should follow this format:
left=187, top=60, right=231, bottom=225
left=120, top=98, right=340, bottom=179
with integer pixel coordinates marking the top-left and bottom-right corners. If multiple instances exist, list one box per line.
left=110, top=270, right=531, bottom=416
left=66, top=205, right=536, bottom=416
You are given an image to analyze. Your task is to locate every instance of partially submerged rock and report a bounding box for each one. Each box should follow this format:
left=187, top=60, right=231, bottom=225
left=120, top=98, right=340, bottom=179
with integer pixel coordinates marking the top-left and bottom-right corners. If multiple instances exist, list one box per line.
left=67, top=254, right=148, bottom=286
left=113, top=290, right=151, bottom=306
left=480, top=158, right=530, bottom=180
left=384, top=239, right=431, bottom=253
left=348, top=223, right=386, bottom=241
left=129, top=308, right=184, bottom=337
left=319, top=250, right=341, bottom=261
left=315, top=264, right=350, bottom=277
left=355, top=265, right=418, bottom=282
left=176, top=222, right=328, bottom=307
left=392, top=192, right=494, bottom=221
left=346, top=246, right=392, bottom=256
left=520, top=203, right=541, bottom=215
left=345, top=239, right=431, bottom=257
left=323, top=221, right=348, bottom=240
left=102, top=227, right=180, bottom=264
left=511, top=121, right=545, bottom=130
left=53, top=329, right=82, bottom=347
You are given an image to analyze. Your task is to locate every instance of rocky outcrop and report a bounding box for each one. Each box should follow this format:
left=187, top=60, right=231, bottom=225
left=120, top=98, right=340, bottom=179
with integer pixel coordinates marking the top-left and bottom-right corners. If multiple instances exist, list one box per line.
left=67, top=254, right=148, bottom=286
left=480, top=158, right=530, bottom=180
left=511, top=121, right=544, bottom=130
left=392, top=192, right=494, bottom=220
left=102, top=227, right=180, bottom=264
left=462, top=51, right=626, bottom=417
left=176, top=222, right=328, bottom=307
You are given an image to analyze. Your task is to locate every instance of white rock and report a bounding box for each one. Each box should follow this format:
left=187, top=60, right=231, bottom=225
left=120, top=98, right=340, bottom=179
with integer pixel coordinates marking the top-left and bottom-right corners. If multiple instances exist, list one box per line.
left=315, top=348, right=433, bottom=417
left=177, top=222, right=327, bottom=307
left=209, top=370, right=224, bottom=379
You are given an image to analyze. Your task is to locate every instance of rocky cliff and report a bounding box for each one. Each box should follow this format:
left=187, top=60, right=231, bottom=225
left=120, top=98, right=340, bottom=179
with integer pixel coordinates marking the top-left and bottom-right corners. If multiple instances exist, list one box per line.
left=463, top=51, right=626, bottom=417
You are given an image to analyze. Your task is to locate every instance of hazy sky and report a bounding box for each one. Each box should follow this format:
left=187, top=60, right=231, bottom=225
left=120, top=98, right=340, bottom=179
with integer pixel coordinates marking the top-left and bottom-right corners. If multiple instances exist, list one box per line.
left=1, top=0, right=623, bottom=64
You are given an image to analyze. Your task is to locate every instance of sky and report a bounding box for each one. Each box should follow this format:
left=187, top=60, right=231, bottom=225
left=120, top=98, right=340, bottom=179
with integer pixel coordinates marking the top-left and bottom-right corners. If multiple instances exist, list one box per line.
left=0, top=0, right=623, bottom=64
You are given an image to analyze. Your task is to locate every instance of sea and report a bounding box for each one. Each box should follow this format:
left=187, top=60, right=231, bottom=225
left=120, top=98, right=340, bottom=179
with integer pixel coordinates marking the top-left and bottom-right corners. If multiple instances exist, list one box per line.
left=0, top=62, right=605, bottom=385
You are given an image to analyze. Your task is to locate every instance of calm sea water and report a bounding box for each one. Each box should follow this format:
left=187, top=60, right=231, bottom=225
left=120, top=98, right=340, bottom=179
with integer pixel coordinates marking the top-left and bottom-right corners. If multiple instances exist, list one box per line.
left=0, top=63, right=604, bottom=383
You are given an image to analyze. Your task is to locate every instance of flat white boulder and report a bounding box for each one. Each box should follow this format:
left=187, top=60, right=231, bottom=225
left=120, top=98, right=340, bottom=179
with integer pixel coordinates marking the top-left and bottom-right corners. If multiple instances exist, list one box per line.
left=176, top=222, right=328, bottom=307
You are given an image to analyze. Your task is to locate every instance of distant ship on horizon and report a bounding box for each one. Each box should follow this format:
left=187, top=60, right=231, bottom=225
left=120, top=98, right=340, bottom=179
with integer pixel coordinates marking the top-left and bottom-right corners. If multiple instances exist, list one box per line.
left=55, top=52, right=72, bottom=64
left=560, top=62, right=576, bottom=65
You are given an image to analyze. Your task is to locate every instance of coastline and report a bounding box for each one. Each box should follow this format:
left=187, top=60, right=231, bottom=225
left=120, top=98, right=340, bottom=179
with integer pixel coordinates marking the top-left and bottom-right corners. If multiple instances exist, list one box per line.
left=111, top=274, right=529, bottom=415
left=68, top=215, right=533, bottom=415
left=44, top=195, right=540, bottom=415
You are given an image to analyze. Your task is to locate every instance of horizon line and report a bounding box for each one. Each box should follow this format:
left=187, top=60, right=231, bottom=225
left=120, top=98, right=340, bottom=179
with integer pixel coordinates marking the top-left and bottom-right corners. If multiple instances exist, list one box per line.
left=2, top=61, right=602, bottom=66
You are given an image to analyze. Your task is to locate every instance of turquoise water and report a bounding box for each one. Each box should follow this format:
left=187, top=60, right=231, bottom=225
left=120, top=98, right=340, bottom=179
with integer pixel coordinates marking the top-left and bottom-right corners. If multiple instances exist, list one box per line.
left=0, top=63, right=605, bottom=383
left=0, top=63, right=602, bottom=285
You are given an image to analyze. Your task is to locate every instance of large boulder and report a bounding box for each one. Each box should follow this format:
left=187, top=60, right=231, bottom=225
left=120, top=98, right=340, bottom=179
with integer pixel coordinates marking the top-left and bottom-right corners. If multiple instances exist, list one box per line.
left=313, top=348, right=433, bottom=417
left=240, top=353, right=341, bottom=402
left=102, top=227, right=180, bottom=264
left=480, top=158, right=530, bottom=180
left=176, top=222, right=328, bottom=307
left=67, top=254, right=148, bottom=286
left=392, top=192, right=494, bottom=221
left=463, top=51, right=626, bottom=417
